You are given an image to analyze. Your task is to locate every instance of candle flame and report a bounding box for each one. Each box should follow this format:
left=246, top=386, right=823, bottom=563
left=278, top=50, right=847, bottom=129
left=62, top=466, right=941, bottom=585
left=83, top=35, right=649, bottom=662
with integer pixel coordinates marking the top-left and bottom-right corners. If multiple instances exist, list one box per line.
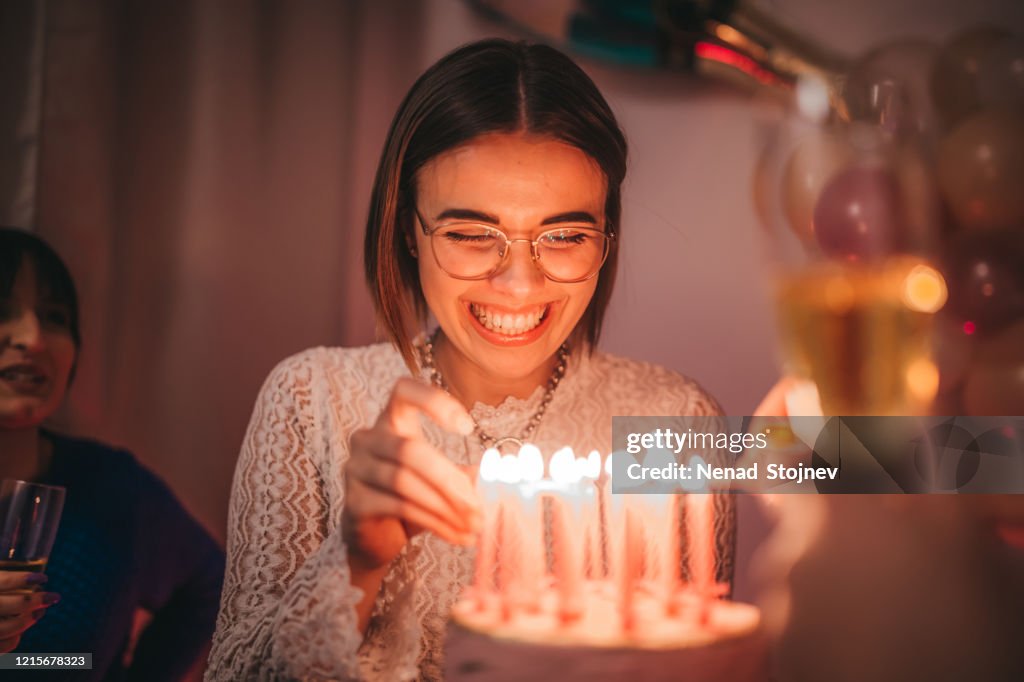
left=480, top=448, right=501, bottom=482
left=518, top=443, right=545, bottom=482
left=584, top=450, right=602, bottom=479
left=680, top=454, right=708, bottom=492
left=604, top=452, right=613, bottom=477
left=550, top=447, right=581, bottom=484
left=498, top=454, right=522, bottom=484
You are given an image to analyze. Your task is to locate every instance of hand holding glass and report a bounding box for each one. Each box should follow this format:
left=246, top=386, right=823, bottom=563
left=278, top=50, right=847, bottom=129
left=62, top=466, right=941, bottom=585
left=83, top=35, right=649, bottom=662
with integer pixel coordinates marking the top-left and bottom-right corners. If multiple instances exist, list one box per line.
left=0, top=480, right=66, bottom=573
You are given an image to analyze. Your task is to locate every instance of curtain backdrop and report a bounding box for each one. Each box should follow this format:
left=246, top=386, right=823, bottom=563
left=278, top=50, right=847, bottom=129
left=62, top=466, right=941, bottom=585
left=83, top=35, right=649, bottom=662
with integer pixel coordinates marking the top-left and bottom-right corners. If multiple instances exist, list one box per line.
left=22, top=0, right=426, bottom=539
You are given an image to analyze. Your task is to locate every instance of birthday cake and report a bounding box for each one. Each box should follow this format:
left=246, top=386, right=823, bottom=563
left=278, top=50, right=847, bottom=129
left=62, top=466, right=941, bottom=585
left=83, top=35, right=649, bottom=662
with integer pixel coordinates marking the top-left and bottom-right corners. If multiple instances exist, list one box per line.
left=445, top=585, right=768, bottom=681
left=443, top=445, right=769, bottom=681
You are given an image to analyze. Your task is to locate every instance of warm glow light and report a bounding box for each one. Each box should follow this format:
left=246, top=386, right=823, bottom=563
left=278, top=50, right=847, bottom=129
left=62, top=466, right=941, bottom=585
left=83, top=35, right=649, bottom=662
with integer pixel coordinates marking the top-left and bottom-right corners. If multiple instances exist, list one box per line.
left=901, top=264, right=948, bottom=313
left=480, top=448, right=501, bottom=482
left=550, top=447, right=581, bottom=484
left=604, top=452, right=613, bottom=476
left=498, top=454, right=522, bottom=485
left=905, top=358, right=940, bottom=403
left=518, top=444, right=544, bottom=482
left=585, top=450, right=602, bottom=479
left=694, top=41, right=787, bottom=87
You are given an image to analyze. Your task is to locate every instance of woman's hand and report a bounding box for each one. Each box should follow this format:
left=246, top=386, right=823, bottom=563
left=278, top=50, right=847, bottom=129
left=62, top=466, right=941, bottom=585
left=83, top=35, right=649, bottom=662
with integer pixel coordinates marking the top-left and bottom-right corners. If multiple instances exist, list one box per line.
left=343, top=378, right=482, bottom=573
left=0, top=572, right=59, bottom=653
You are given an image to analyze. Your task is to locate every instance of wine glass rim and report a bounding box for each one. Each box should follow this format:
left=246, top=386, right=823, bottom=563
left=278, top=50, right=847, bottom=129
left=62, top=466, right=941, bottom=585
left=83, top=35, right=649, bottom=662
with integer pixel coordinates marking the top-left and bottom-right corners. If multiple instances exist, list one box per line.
left=1, top=479, right=66, bottom=494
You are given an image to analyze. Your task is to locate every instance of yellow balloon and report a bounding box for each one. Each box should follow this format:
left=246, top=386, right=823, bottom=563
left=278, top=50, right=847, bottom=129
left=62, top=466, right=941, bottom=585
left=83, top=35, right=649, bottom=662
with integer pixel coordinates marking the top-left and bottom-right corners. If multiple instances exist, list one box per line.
left=937, top=108, right=1024, bottom=231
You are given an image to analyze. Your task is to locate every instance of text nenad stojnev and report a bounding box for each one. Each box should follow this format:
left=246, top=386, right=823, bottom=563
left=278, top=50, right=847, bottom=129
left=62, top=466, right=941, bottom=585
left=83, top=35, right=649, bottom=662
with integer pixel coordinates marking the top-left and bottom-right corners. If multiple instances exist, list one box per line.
left=625, top=461, right=840, bottom=485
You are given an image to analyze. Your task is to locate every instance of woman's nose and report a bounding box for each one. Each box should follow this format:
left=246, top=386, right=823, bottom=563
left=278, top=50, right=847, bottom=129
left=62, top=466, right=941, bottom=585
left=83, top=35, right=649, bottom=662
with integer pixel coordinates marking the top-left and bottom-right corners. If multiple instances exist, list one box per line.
left=3, top=310, right=44, bottom=351
left=490, top=240, right=546, bottom=296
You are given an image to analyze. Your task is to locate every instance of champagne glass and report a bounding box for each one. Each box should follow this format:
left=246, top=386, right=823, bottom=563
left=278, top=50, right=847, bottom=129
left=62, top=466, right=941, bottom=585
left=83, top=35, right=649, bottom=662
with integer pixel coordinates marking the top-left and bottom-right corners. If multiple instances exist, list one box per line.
left=0, top=480, right=66, bottom=575
left=755, top=76, right=948, bottom=416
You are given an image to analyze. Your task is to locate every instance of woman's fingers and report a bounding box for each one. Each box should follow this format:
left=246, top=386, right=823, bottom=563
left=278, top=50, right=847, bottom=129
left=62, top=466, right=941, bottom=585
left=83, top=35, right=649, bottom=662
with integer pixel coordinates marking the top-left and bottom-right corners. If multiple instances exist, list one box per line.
left=377, top=377, right=474, bottom=438
left=347, top=478, right=474, bottom=546
left=0, top=605, right=47, bottom=639
left=0, top=591, right=60, bottom=617
left=0, top=571, right=47, bottom=592
left=0, top=635, right=20, bottom=654
left=350, top=429, right=480, bottom=517
left=350, top=454, right=477, bottom=534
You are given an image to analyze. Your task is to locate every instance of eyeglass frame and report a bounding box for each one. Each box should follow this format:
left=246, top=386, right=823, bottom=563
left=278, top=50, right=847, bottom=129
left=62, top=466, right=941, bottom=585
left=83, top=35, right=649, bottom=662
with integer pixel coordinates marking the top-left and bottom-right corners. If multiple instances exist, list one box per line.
left=413, top=208, right=616, bottom=283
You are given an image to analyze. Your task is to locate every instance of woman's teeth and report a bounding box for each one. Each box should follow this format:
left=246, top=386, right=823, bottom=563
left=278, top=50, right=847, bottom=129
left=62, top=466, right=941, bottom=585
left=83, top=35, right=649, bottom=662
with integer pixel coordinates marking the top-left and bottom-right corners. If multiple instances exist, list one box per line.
left=470, top=304, right=547, bottom=335
left=0, top=367, right=46, bottom=384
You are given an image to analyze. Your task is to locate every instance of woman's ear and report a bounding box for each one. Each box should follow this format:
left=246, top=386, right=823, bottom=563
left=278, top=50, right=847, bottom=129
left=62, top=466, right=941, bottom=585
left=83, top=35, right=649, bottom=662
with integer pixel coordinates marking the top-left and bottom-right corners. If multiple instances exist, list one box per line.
left=405, top=234, right=418, bottom=258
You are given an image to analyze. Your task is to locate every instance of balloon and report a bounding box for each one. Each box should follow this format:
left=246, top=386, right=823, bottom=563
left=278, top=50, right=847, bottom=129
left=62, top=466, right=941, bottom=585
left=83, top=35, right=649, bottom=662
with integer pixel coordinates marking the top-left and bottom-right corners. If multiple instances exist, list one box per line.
left=963, top=320, right=1024, bottom=415
left=941, top=228, right=1024, bottom=332
left=893, top=142, right=942, bottom=251
left=930, top=27, right=1014, bottom=130
left=976, top=36, right=1024, bottom=111
left=933, top=313, right=974, bottom=397
left=812, top=165, right=901, bottom=260
left=781, top=129, right=852, bottom=243
left=936, top=109, right=1024, bottom=231
left=844, top=39, right=940, bottom=138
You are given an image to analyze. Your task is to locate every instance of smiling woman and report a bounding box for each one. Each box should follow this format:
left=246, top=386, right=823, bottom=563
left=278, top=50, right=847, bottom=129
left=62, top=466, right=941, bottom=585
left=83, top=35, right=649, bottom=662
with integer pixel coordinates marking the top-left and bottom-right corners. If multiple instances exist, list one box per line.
left=207, top=39, right=732, bottom=682
left=0, top=227, right=224, bottom=680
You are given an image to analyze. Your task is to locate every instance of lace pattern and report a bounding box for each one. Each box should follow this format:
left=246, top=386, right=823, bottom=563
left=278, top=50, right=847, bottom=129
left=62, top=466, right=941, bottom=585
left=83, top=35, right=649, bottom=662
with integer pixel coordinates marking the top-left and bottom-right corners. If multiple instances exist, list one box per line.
left=207, top=344, right=732, bottom=681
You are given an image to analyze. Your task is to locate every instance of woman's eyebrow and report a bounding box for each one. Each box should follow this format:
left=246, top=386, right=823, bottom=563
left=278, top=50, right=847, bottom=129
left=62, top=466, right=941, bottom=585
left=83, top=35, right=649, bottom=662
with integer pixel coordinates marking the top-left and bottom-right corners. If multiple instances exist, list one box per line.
left=435, top=208, right=500, bottom=223
left=434, top=208, right=599, bottom=225
left=541, top=211, right=598, bottom=225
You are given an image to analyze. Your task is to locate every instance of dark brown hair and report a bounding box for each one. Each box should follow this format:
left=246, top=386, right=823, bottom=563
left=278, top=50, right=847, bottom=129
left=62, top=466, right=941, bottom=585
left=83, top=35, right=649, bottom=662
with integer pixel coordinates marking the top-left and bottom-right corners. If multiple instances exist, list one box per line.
left=364, top=39, right=627, bottom=372
left=0, top=226, right=81, bottom=351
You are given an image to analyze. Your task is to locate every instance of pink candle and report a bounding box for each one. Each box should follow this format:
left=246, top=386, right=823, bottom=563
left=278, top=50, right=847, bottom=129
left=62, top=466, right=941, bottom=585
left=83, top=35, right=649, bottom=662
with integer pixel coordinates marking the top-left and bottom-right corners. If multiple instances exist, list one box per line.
left=659, top=494, right=681, bottom=616
left=620, top=506, right=643, bottom=633
left=496, top=454, right=524, bottom=621
left=687, top=492, right=716, bottom=625
left=548, top=448, right=584, bottom=622
left=473, top=448, right=502, bottom=610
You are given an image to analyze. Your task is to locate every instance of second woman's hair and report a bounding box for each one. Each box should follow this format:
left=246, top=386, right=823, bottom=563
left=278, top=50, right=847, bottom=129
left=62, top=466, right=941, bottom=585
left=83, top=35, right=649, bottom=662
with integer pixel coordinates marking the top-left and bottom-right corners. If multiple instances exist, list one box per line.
left=0, top=226, right=81, bottom=352
left=364, top=38, right=628, bottom=371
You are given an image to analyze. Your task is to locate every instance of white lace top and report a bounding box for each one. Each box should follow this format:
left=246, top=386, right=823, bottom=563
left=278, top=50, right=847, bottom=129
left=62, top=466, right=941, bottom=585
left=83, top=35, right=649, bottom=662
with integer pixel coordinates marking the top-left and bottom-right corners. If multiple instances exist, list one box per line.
left=206, top=343, right=733, bottom=681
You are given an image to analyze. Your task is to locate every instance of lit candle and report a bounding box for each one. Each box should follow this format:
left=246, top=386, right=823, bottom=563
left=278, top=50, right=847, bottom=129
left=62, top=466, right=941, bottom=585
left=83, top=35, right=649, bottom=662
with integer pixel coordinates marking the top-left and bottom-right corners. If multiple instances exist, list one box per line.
left=473, top=447, right=502, bottom=610
left=515, top=443, right=545, bottom=613
left=687, top=490, right=716, bottom=625
left=496, top=453, right=524, bottom=621
left=608, top=450, right=644, bottom=632
left=549, top=447, right=585, bottom=622
left=581, top=450, right=602, bottom=578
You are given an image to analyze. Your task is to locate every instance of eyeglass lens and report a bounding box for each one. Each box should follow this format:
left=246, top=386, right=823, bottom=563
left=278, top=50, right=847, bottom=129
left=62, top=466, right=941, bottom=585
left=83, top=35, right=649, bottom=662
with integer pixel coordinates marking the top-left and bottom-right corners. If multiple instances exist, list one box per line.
left=430, top=224, right=608, bottom=281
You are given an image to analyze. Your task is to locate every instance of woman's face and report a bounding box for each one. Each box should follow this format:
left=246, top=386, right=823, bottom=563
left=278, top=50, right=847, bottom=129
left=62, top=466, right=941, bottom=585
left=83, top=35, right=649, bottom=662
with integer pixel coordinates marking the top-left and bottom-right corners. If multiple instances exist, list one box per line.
left=0, top=260, right=76, bottom=430
left=414, top=132, right=607, bottom=383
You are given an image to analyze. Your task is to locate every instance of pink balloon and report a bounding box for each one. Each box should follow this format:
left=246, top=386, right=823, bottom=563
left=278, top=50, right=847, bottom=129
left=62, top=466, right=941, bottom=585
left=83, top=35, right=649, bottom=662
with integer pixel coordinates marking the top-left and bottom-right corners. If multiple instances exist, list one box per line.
left=930, top=27, right=1014, bottom=130
left=813, top=165, right=901, bottom=260
left=780, top=129, right=853, bottom=244
left=845, top=40, right=939, bottom=137
left=941, top=228, right=1024, bottom=333
left=976, top=37, right=1024, bottom=110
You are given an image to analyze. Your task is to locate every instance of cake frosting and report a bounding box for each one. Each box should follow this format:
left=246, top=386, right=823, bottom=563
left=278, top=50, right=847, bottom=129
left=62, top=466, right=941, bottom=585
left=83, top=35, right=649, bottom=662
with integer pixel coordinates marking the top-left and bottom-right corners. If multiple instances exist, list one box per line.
left=445, top=583, right=769, bottom=681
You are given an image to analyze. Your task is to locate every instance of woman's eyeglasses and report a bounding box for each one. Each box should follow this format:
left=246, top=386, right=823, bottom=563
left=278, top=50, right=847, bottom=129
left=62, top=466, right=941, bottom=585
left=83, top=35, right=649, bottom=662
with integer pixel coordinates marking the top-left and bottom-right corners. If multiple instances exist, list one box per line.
left=415, top=210, right=613, bottom=283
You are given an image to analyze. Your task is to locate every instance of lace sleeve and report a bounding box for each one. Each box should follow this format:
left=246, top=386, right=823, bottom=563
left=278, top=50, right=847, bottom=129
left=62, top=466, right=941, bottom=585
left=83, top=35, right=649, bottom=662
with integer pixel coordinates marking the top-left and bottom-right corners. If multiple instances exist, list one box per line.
left=675, top=374, right=737, bottom=596
left=206, top=350, right=364, bottom=681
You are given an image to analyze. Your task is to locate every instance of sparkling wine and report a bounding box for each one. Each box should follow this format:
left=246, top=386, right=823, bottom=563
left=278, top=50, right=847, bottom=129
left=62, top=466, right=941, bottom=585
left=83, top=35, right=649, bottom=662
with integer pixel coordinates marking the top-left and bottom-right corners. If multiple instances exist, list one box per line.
left=776, top=258, right=946, bottom=415
left=0, top=557, right=48, bottom=572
